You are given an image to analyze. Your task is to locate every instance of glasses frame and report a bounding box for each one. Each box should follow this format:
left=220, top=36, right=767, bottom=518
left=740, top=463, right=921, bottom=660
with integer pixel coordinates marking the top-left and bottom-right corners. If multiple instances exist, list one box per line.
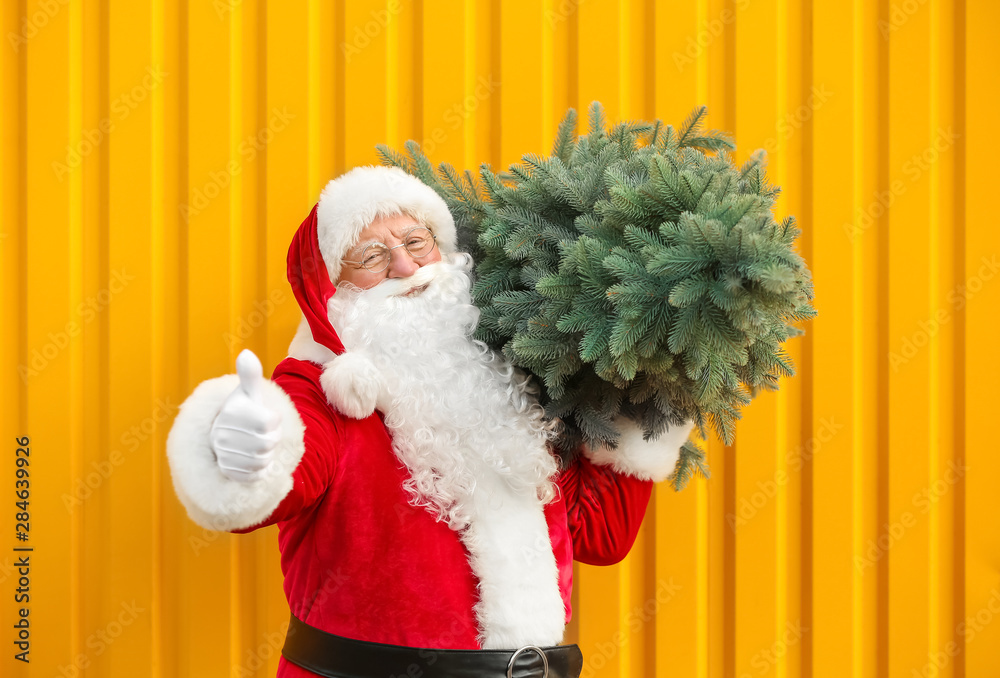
left=342, top=226, right=438, bottom=274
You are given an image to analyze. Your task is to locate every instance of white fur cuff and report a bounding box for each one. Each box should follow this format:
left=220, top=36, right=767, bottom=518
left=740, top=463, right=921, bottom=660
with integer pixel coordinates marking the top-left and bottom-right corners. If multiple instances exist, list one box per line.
left=583, top=418, right=696, bottom=483
left=166, top=374, right=306, bottom=531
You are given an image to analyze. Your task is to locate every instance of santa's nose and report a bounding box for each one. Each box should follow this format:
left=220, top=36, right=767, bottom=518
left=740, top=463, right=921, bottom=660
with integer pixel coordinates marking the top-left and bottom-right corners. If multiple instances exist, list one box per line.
left=386, top=248, right=420, bottom=279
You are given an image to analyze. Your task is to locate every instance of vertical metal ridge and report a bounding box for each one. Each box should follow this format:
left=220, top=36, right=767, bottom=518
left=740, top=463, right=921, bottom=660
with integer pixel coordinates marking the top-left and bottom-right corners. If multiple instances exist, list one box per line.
left=68, top=0, right=85, bottom=669
left=950, top=1, right=967, bottom=675
left=851, top=0, right=864, bottom=673
left=566, top=562, right=580, bottom=647
left=227, top=0, right=243, bottom=669
left=617, top=0, right=628, bottom=114
left=776, top=396, right=788, bottom=678
left=566, top=0, right=578, bottom=123
left=694, top=7, right=710, bottom=675
left=489, top=0, right=501, bottom=166
left=775, top=3, right=789, bottom=676
left=542, top=0, right=554, bottom=145
left=723, top=0, right=736, bottom=132
left=874, top=1, right=891, bottom=674
left=248, top=0, right=268, bottom=649
left=230, top=0, right=243, bottom=346
left=386, top=0, right=399, bottom=145
left=723, top=445, right=736, bottom=678
left=175, top=2, right=189, bottom=666
left=150, top=0, right=166, bottom=672
left=927, top=0, right=942, bottom=666
left=308, top=0, right=320, bottom=191
left=618, top=527, right=633, bottom=676
left=798, top=0, right=815, bottom=675
left=14, top=0, right=25, bottom=423
left=334, top=0, right=346, bottom=174
left=176, top=0, right=188, bottom=392
left=722, top=5, right=738, bottom=670
left=413, top=0, right=424, bottom=143
left=229, top=535, right=242, bottom=669
left=696, top=0, right=708, bottom=107
left=97, top=0, right=113, bottom=657
left=464, top=0, right=476, bottom=169
left=696, top=480, right=708, bottom=678
left=256, top=0, right=268, bottom=283
left=641, top=505, right=657, bottom=674
left=386, top=20, right=399, bottom=144
left=643, top=0, right=653, bottom=117
left=175, top=0, right=191, bottom=660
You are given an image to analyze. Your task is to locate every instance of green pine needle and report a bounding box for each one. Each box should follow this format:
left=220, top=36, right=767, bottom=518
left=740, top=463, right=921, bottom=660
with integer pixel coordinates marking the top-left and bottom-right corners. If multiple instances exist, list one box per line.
left=377, top=104, right=817, bottom=486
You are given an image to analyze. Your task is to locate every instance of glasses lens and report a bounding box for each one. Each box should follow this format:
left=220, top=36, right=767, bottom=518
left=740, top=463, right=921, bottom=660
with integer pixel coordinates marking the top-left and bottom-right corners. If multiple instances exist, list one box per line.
left=404, top=228, right=435, bottom=258
left=361, top=244, right=391, bottom=272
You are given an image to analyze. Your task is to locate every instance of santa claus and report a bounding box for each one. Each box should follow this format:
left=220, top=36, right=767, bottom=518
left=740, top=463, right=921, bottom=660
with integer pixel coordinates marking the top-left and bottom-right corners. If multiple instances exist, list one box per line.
left=166, top=166, right=695, bottom=678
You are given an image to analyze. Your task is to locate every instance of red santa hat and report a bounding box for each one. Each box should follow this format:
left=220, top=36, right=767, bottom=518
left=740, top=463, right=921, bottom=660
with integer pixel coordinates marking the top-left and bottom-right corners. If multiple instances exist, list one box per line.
left=286, top=165, right=457, bottom=418
left=316, top=165, right=457, bottom=283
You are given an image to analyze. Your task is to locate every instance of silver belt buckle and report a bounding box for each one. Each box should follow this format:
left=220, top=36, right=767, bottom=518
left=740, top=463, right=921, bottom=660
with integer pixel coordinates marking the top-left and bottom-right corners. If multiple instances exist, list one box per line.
left=507, top=645, right=549, bottom=678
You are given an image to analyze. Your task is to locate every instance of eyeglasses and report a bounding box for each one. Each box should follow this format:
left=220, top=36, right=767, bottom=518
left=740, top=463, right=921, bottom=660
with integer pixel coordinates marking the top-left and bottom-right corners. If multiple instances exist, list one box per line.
left=342, top=226, right=437, bottom=274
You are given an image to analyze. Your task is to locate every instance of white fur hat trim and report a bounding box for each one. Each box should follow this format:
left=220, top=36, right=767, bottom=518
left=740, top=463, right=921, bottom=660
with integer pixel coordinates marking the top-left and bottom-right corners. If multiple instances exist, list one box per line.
left=317, top=165, right=457, bottom=282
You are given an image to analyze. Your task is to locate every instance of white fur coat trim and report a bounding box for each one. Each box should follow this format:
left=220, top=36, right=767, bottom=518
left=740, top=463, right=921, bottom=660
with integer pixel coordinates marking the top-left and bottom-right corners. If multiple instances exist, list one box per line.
left=460, top=471, right=566, bottom=648
left=320, top=352, right=382, bottom=420
left=288, top=316, right=565, bottom=647
left=317, top=166, right=457, bottom=282
left=584, top=418, right=696, bottom=483
left=166, top=374, right=306, bottom=532
left=288, top=316, right=337, bottom=365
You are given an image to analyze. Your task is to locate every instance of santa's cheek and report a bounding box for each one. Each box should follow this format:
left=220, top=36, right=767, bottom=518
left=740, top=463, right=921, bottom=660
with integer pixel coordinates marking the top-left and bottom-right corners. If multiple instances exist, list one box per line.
left=338, top=267, right=384, bottom=290
left=359, top=274, right=387, bottom=290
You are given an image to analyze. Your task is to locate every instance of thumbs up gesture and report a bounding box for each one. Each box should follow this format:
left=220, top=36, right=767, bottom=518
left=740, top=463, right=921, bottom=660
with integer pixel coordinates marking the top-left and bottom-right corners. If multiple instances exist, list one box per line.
left=209, top=349, right=283, bottom=482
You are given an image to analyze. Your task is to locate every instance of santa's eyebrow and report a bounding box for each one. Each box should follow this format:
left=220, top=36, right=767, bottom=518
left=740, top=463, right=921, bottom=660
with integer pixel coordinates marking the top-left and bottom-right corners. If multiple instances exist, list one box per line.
left=346, top=224, right=428, bottom=257
left=347, top=238, right=384, bottom=255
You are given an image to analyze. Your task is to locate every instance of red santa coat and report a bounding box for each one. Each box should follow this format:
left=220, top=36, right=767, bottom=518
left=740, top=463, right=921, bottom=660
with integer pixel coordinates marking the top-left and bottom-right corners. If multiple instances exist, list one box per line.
left=235, top=356, right=655, bottom=677
left=165, top=203, right=696, bottom=678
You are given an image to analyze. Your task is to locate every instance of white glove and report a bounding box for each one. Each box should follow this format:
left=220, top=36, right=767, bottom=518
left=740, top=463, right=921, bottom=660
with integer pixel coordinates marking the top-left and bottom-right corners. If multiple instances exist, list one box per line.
left=209, top=349, right=283, bottom=483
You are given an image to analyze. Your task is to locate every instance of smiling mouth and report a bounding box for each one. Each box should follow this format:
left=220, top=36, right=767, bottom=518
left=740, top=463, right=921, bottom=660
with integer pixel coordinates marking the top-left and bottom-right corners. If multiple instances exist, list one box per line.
left=401, top=283, right=430, bottom=297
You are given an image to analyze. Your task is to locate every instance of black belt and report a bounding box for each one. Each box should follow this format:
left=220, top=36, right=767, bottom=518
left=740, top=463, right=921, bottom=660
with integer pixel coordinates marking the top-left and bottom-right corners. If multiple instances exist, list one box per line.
left=282, top=613, right=583, bottom=678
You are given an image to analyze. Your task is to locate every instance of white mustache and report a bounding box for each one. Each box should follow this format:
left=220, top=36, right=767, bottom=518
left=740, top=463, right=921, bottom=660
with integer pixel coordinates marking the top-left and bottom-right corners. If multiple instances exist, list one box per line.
left=363, top=261, right=443, bottom=300
left=337, top=253, right=472, bottom=303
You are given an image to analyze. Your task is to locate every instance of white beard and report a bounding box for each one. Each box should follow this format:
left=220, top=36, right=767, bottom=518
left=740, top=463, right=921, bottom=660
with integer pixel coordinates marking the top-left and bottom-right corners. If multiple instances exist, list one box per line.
left=327, top=253, right=559, bottom=530
left=326, top=254, right=567, bottom=648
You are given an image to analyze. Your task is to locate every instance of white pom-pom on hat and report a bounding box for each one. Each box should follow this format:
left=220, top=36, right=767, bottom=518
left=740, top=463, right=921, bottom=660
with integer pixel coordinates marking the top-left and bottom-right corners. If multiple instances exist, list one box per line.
left=320, top=352, right=383, bottom=420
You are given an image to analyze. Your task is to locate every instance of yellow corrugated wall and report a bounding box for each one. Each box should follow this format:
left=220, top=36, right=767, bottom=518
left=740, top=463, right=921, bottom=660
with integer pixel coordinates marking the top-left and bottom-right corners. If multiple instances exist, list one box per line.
left=1, top=0, right=997, bottom=676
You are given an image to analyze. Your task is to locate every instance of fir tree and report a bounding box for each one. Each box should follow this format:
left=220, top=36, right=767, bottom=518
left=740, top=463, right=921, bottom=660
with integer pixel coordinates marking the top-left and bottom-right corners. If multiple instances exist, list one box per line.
left=376, top=103, right=816, bottom=490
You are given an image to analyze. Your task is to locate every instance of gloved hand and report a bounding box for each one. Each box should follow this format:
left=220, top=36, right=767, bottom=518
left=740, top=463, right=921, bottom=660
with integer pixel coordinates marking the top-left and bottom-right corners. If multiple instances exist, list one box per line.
left=209, top=349, right=283, bottom=482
